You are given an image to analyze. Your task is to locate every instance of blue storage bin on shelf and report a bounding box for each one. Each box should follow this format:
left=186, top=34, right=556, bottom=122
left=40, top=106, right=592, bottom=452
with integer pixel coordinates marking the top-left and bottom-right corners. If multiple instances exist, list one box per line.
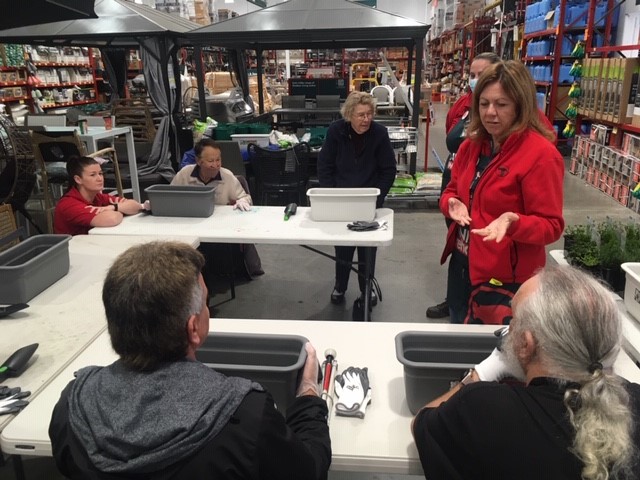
left=571, top=3, right=588, bottom=28
left=558, top=64, right=573, bottom=84
left=536, top=92, right=546, bottom=112
left=539, top=39, right=552, bottom=56
left=595, top=2, right=619, bottom=27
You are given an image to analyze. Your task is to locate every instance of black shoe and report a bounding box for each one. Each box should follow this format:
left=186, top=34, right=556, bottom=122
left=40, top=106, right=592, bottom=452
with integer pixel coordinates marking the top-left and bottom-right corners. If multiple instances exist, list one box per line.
left=352, top=298, right=364, bottom=321
left=360, top=290, right=378, bottom=307
left=331, top=288, right=345, bottom=305
left=426, top=299, right=449, bottom=318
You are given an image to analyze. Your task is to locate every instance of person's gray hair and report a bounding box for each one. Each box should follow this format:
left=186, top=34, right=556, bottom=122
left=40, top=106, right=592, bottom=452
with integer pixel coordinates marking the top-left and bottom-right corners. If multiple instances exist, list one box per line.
left=341, top=91, right=375, bottom=120
left=511, top=265, right=635, bottom=480
left=103, top=241, right=206, bottom=371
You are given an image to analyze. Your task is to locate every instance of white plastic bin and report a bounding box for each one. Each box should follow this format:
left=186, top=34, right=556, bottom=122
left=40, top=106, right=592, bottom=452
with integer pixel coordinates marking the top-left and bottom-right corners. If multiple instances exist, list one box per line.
left=622, top=263, right=640, bottom=321
left=307, top=187, right=379, bottom=222
left=230, top=134, right=270, bottom=154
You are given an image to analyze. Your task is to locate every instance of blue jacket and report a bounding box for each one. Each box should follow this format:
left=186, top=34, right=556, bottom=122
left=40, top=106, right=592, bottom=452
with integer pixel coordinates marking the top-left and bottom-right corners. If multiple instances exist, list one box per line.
left=318, top=119, right=396, bottom=208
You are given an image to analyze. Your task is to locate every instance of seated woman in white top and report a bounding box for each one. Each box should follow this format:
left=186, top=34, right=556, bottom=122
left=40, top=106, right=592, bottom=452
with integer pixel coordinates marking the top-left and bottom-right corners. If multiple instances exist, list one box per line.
left=171, top=138, right=251, bottom=211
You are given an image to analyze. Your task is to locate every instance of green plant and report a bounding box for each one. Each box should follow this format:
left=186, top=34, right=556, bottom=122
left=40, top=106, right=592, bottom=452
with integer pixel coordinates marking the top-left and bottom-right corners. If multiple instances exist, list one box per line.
left=565, top=224, right=599, bottom=267
left=624, top=223, right=640, bottom=263
left=598, top=221, right=624, bottom=268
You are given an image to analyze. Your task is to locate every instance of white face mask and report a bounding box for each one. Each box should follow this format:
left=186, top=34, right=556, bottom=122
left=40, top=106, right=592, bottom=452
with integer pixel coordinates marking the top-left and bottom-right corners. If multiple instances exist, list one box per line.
left=469, top=78, right=478, bottom=92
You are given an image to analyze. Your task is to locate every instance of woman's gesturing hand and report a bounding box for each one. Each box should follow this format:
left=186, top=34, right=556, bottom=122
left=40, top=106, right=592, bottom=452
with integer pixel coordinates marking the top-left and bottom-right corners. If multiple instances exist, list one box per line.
left=471, top=212, right=519, bottom=243
left=448, top=198, right=472, bottom=226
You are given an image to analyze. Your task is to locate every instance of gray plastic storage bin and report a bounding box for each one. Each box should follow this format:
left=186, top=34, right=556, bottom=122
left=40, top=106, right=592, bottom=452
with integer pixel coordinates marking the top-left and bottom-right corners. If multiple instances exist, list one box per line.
left=145, top=185, right=216, bottom=217
left=0, top=234, right=71, bottom=304
left=195, top=332, right=308, bottom=411
left=395, top=331, right=498, bottom=414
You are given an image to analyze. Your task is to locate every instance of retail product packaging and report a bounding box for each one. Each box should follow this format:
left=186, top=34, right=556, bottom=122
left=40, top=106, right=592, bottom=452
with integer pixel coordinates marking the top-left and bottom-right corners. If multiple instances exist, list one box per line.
left=622, top=133, right=640, bottom=158
left=597, top=58, right=613, bottom=121
left=632, top=69, right=640, bottom=127
left=608, top=58, right=640, bottom=124
left=591, top=124, right=613, bottom=146
left=196, top=333, right=309, bottom=412
left=589, top=58, right=605, bottom=119
left=395, top=331, right=498, bottom=414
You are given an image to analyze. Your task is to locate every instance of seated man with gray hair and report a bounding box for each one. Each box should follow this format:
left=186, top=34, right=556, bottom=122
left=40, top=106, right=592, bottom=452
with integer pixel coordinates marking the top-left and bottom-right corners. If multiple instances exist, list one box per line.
left=412, top=265, right=640, bottom=480
left=49, top=241, right=330, bottom=479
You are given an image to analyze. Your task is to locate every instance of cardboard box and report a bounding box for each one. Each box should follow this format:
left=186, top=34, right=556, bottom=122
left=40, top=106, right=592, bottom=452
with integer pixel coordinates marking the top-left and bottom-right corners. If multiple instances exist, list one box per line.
left=633, top=68, right=640, bottom=127
left=612, top=58, right=640, bottom=124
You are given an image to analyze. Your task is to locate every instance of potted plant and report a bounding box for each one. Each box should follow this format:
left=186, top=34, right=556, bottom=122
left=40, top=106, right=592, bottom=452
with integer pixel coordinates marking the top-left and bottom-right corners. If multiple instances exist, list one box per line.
left=598, top=221, right=625, bottom=292
left=624, top=223, right=640, bottom=263
left=565, top=223, right=600, bottom=274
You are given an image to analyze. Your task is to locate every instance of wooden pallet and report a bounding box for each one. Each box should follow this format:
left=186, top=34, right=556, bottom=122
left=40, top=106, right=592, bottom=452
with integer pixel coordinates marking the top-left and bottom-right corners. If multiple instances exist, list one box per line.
left=112, top=98, right=156, bottom=142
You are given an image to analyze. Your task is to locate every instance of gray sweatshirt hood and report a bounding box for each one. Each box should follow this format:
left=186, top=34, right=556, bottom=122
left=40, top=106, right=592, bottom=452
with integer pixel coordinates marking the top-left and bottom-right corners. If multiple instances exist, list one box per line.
left=67, top=359, right=260, bottom=474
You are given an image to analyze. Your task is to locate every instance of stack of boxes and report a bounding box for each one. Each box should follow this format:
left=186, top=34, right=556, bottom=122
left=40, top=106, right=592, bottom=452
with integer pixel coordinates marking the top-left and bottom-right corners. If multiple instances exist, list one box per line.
left=579, top=58, right=640, bottom=126
left=570, top=129, right=640, bottom=210
left=437, top=0, right=486, bottom=33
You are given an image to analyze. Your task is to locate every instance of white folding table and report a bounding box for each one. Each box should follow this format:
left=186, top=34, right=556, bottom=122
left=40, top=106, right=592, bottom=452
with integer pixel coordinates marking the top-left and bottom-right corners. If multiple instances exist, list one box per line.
left=5, top=318, right=639, bottom=474
left=0, top=235, right=198, bottom=434
left=89, top=206, right=394, bottom=321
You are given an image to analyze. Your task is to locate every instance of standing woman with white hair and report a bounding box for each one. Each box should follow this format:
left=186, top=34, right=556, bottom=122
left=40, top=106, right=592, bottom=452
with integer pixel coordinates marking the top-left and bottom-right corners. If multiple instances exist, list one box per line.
left=318, top=91, right=396, bottom=320
left=412, top=265, right=640, bottom=480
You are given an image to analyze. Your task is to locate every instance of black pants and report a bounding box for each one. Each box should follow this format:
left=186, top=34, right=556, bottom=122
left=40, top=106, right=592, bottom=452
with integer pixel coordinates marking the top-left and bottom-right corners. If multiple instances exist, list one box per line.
left=334, top=246, right=377, bottom=293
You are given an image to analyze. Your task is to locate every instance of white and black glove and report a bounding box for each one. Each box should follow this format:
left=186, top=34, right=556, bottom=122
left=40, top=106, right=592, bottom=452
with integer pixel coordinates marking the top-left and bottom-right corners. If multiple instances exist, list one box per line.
left=233, top=197, right=252, bottom=212
left=474, top=346, right=525, bottom=382
left=334, top=366, right=372, bottom=418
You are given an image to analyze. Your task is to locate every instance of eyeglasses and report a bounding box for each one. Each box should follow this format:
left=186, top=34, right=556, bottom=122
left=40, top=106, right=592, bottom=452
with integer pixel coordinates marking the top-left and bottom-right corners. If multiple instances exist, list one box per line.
left=354, top=112, right=373, bottom=120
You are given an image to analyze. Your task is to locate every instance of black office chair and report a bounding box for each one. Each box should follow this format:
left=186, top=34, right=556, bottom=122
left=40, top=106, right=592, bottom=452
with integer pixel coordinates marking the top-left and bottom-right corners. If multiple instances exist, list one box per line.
left=216, top=140, right=246, bottom=176
left=278, top=95, right=307, bottom=132
left=247, top=142, right=310, bottom=206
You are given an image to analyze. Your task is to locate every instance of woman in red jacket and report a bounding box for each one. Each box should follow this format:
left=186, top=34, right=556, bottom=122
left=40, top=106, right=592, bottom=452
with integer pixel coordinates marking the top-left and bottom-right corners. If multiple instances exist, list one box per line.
left=54, top=156, right=144, bottom=235
left=440, top=60, right=564, bottom=325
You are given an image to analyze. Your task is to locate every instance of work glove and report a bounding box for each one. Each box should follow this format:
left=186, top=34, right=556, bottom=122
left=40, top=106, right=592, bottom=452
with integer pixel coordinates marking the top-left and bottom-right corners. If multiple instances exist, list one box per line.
left=233, top=197, right=252, bottom=212
left=474, top=347, right=525, bottom=382
left=0, top=387, right=31, bottom=416
left=334, top=366, right=372, bottom=418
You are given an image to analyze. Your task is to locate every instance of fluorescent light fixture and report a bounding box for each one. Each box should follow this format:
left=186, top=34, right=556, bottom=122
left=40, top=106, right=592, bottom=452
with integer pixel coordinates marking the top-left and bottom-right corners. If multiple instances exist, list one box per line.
left=225, top=0, right=234, bottom=3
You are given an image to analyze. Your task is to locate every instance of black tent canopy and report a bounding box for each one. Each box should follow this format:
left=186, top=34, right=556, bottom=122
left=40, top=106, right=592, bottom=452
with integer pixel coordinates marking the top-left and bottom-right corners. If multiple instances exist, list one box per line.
left=0, top=0, right=196, bottom=46
left=187, top=0, right=430, bottom=151
left=0, top=0, right=202, bottom=200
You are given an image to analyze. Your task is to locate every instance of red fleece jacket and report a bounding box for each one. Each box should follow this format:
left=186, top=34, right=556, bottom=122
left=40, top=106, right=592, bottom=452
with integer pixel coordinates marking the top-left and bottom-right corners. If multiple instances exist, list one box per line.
left=440, top=129, right=564, bottom=285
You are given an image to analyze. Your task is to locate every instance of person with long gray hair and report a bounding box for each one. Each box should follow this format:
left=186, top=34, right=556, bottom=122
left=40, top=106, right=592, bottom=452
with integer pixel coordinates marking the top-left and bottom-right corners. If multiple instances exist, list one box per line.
left=412, top=265, right=640, bottom=480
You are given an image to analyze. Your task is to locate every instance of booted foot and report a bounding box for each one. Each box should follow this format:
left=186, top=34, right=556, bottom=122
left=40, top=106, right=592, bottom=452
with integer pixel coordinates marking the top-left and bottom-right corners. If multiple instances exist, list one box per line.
left=426, top=300, right=449, bottom=318
left=360, top=290, right=378, bottom=307
left=331, top=288, right=345, bottom=305
left=352, top=298, right=364, bottom=321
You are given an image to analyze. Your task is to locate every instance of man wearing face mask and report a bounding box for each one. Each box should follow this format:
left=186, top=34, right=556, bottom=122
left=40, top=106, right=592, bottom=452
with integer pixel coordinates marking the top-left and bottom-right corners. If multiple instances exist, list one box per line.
left=426, top=52, right=500, bottom=320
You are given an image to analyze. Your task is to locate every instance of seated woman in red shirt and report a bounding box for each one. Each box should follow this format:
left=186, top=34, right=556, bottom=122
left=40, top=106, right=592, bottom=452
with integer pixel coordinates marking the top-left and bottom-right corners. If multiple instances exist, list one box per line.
left=54, top=156, right=145, bottom=235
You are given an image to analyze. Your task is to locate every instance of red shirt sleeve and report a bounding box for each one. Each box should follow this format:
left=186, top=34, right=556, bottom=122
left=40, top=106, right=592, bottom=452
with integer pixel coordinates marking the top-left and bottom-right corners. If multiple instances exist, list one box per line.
left=54, top=190, right=116, bottom=236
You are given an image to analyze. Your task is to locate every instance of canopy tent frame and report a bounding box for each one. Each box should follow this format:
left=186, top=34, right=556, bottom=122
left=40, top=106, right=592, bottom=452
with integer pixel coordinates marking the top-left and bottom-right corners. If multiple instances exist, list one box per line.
left=187, top=0, right=429, bottom=173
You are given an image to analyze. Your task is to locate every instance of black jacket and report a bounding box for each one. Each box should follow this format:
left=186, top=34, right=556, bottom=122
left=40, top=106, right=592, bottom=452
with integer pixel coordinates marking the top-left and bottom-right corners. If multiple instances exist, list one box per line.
left=50, top=384, right=331, bottom=480
left=318, top=119, right=396, bottom=208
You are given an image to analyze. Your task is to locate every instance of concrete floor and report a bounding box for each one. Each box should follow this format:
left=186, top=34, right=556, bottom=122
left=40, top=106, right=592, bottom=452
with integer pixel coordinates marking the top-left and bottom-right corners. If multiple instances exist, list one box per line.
left=1, top=102, right=636, bottom=480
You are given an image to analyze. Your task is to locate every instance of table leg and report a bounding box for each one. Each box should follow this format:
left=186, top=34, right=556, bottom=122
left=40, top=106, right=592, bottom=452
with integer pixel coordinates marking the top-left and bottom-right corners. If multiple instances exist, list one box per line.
left=11, top=455, right=26, bottom=480
left=125, top=128, right=141, bottom=202
left=362, top=247, right=373, bottom=322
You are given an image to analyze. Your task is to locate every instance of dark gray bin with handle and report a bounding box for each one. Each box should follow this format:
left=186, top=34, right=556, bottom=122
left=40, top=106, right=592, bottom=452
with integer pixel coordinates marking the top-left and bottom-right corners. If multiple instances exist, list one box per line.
left=0, top=234, right=71, bottom=304
left=145, top=185, right=215, bottom=217
left=195, top=332, right=308, bottom=412
left=395, top=331, right=498, bottom=414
